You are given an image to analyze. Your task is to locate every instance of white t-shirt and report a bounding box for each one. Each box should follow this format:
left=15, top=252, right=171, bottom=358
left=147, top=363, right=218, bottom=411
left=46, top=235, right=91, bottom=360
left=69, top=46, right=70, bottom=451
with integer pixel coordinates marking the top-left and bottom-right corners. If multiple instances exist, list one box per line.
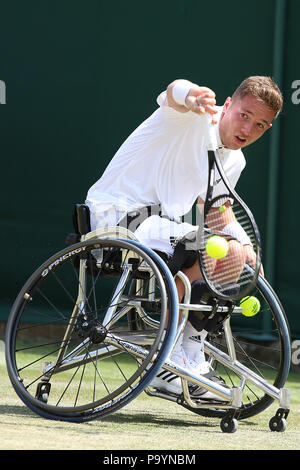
left=85, top=91, right=246, bottom=254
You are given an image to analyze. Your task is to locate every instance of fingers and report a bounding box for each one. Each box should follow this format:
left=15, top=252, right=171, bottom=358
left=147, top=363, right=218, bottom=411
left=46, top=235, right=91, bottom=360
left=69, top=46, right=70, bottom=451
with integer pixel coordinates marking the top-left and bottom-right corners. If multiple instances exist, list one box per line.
left=197, top=93, right=216, bottom=107
left=196, top=87, right=216, bottom=103
left=259, top=264, right=265, bottom=277
left=244, top=245, right=264, bottom=276
left=195, top=94, right=217, bottom=113
left=186, top=92, right=217, bottom=122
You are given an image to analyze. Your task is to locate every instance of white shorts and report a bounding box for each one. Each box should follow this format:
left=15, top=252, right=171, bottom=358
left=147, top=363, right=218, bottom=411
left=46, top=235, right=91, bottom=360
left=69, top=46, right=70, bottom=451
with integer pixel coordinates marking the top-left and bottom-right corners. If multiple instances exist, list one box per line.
left=89, top=208, right=198, bottom=256
left=134, top=215, right=198, bottom=255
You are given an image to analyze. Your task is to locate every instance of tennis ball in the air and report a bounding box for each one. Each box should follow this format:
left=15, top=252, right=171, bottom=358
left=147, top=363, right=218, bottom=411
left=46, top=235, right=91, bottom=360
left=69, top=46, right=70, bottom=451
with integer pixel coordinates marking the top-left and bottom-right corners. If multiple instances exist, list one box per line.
left=240, top=296, right=261, bottom=317
left=219, top=205, right=226, bottom=213
left=205, top=236, right=229, bottom=259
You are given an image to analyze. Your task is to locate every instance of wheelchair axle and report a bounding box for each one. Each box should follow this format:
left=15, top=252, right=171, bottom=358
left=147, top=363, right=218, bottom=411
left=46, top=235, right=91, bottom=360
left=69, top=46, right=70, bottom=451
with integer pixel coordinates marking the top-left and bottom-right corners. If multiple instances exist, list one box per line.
left=75, top=314, right=107, bottom=344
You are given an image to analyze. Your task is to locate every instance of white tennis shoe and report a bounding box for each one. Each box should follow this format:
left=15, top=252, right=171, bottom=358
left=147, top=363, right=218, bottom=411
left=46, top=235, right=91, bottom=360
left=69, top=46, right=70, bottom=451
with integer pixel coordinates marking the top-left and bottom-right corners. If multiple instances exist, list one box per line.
left=150, top=347, right=187, bottom=395
left=151, top=348, right=227, bottom=400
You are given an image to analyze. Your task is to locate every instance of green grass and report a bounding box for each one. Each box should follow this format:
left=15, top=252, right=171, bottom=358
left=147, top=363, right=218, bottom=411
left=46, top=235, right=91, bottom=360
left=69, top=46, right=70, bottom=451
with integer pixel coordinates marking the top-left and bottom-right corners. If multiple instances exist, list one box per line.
left=1, top=343, right=300, bottom=451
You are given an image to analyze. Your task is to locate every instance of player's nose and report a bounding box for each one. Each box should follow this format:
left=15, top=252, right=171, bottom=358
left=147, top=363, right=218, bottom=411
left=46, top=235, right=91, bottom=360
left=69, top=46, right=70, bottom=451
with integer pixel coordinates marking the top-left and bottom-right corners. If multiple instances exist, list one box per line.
left=240, top=122, right=252, bottom=136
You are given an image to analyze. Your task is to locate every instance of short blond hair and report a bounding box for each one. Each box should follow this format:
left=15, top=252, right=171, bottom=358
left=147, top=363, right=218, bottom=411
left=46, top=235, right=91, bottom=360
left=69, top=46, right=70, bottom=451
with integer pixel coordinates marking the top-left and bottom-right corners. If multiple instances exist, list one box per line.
left=232, top=76, right=283, bottom=118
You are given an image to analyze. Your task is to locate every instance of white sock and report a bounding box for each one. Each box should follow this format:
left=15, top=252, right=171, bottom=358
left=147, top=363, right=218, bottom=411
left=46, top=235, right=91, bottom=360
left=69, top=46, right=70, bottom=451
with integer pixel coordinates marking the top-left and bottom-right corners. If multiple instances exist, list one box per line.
left=182, top=321, right=207, bottom=363
left=159, top=329, right=185, bottom=365
left=169, top=329, right=186, bottom=363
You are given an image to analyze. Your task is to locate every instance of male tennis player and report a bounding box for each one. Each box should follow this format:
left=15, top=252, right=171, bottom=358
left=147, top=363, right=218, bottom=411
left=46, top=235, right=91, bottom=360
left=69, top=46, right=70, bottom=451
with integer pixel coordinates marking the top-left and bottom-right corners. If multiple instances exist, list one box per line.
left=85, top=76, right=282, bottom=398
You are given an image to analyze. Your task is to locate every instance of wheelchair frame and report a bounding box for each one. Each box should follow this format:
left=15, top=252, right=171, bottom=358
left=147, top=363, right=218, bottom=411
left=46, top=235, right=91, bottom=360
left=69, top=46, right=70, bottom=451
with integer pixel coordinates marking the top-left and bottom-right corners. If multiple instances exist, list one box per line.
left=5, top=213, right=291, bottom=433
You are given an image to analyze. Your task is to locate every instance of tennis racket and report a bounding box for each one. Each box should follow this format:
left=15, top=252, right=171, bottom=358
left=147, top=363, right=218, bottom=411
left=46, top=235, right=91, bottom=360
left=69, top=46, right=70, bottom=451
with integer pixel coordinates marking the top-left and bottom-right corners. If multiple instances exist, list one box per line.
left=196, top=113, right=262, bottom=301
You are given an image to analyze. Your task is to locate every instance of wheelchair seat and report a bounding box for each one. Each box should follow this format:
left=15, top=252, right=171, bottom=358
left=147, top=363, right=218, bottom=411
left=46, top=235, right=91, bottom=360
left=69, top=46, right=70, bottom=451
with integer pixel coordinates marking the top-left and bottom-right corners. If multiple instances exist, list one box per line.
left=66, top=204, right=151, bottom=280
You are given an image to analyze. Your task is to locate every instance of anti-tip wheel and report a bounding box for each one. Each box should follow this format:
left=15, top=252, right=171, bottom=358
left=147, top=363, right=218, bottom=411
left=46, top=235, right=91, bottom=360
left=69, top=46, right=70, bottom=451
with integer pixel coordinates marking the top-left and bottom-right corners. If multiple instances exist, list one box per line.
left=220, top=417, right=238, bottom=433
left=269, top=417, right=287, bottom=432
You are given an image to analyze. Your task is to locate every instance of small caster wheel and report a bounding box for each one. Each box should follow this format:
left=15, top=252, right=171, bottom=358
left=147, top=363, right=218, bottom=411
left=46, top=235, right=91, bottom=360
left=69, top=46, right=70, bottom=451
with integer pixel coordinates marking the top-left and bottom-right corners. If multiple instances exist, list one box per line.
left=269, top=417, right=287, bottom=432
left=220, top=417, right=238, bottom=433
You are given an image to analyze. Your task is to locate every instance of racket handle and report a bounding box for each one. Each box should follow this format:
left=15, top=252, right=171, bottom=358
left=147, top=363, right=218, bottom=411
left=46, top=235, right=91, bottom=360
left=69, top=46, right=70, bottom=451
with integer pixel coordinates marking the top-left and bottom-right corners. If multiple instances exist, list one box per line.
left=202, top=113, right=218, bottom=151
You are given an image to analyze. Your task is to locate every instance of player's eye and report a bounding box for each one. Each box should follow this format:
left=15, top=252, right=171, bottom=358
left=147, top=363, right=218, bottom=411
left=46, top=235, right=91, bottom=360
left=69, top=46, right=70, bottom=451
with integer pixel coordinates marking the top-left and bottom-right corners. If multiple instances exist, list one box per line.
left=257, top=122, right=264, bottom=129
left=240, top=113, right=247, bottom=119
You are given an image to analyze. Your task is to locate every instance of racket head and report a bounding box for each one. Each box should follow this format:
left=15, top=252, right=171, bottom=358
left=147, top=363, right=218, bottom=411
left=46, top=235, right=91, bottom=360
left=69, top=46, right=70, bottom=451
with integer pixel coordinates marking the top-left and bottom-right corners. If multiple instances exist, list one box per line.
left=197, top=194, right=261, bottom=301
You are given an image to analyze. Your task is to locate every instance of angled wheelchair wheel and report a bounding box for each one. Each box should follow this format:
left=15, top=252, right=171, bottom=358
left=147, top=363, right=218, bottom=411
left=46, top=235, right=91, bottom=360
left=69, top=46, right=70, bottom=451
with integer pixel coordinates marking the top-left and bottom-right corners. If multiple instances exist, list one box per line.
left=182, top=273, right=291, bottom=420
left=5, top=238, right=179, bottom=422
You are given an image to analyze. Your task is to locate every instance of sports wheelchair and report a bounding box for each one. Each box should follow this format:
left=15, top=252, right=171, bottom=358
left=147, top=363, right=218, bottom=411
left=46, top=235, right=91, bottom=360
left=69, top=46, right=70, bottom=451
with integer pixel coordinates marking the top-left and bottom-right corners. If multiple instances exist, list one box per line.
left=5, top=204, right=291, bottom=433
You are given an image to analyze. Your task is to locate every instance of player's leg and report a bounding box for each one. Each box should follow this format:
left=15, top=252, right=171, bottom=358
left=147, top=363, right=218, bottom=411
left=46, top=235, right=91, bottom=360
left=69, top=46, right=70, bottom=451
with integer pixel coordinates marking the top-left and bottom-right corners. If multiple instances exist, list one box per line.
left=149, top=240, right=216, bottom=396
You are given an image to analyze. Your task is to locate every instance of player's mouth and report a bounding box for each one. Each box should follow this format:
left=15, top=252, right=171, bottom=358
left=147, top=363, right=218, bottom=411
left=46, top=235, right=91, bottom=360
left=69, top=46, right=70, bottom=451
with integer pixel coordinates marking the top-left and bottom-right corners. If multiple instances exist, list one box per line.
left=234, top=135, right=247, bottom=146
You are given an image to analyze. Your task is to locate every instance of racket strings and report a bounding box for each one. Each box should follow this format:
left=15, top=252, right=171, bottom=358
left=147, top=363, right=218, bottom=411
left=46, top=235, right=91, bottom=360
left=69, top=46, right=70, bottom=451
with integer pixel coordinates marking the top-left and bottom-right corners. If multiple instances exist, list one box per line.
left=201, top=196, right=259, bottom=299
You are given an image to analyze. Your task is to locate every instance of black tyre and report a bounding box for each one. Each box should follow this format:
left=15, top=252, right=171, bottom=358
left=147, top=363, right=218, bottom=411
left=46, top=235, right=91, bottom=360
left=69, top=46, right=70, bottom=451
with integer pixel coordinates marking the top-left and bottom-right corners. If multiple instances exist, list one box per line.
left=220, top=417, right=238, bottom=433
left=269, top=416, right=287, bottom=432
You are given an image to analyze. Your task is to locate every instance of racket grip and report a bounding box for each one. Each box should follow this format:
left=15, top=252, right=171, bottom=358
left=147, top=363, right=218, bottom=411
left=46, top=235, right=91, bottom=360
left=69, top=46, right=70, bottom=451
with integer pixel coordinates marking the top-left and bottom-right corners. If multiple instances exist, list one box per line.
left=202, top=113, right=218, bottom=151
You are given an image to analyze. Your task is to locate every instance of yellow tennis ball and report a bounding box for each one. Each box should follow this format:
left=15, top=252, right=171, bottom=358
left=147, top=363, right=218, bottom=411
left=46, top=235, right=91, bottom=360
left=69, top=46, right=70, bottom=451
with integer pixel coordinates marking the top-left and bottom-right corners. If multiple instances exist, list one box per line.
left=219, top=205, right=226, bottom=213
left=240, top=296, right=261, bottom=317
left=205, top=235, right=229, bottom=259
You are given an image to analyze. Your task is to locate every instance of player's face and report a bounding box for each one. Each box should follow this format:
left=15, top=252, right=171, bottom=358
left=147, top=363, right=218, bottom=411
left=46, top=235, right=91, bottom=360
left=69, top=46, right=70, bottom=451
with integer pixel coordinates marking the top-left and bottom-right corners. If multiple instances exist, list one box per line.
left=219, top=94, right=275, bottom=150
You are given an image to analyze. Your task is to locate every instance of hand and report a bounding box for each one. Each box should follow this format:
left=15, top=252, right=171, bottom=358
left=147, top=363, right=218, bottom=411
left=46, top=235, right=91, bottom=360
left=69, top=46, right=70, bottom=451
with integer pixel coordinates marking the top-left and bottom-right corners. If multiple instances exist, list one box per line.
left=185, top=86, right=218, bottom=122
left=243, top=245, right=265, bottom=277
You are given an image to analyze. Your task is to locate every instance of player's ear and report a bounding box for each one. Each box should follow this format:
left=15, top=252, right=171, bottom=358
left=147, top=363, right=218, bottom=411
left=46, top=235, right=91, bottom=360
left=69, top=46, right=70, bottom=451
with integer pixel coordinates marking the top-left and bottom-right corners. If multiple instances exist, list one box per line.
left=221, top=97, right=232, bottom=118
left=223, top=97, right=232, bottom=111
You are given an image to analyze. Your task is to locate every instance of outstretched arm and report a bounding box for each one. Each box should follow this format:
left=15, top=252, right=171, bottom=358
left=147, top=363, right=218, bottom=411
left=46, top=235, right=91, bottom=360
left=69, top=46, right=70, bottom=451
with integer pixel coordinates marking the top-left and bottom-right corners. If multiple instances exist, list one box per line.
left=166, top=79, right=218, bottom=121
